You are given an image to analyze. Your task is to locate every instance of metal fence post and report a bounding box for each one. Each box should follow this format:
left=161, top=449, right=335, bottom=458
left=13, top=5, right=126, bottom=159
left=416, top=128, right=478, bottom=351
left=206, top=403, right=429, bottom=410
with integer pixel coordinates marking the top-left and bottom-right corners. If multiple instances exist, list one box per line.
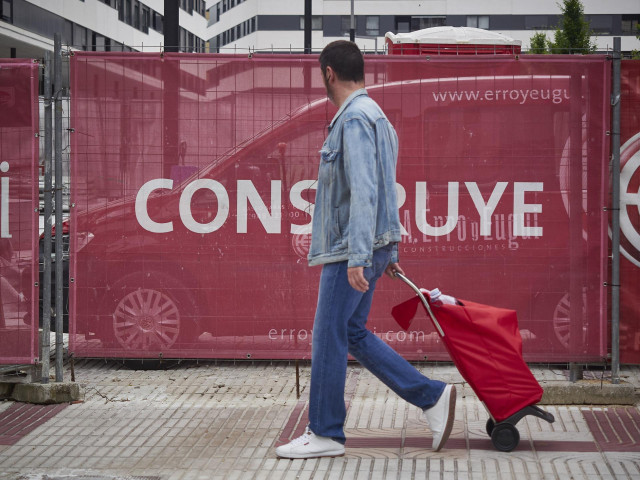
left=54, top=34, right=64, bottom=383
left=569, top=70, right=584, bottom=381
left=41, top=51, right=53, bottom=384
left=349, top=0, right=355, bottom=42
left=611, top=37, right=621, bottom=384
left=304, top=0, right=311, bottom=54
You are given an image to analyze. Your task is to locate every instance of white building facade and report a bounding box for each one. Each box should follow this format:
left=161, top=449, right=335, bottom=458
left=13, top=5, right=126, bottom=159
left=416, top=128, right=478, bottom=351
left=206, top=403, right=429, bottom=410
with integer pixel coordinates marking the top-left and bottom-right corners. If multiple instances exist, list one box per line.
left=0, top=0, right=209, bottom=58
left=206, top=0, right=640, bottom=54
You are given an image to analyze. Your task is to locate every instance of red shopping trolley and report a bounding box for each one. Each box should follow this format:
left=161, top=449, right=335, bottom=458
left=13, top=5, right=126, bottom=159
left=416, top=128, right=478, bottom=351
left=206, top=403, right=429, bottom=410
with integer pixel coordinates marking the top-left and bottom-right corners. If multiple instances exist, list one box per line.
left=392, top=273, right=555, bottom=452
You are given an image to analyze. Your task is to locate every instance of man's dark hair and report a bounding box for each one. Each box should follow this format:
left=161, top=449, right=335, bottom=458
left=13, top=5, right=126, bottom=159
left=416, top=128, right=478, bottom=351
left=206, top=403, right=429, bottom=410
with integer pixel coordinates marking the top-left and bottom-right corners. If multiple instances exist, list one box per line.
left=319, top=40, right=364, bottom=83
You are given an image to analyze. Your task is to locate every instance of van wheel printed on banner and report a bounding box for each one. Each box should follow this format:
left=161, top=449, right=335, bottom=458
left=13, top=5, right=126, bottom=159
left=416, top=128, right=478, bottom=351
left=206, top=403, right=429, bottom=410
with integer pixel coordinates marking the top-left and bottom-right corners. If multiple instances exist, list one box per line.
left=103, top=273, right=199, bottom=352
left=619, top=132, right=640, bottom=267
left=114, top=288, right=180, bottom=350
left=552, top=291, right=588, bottom=351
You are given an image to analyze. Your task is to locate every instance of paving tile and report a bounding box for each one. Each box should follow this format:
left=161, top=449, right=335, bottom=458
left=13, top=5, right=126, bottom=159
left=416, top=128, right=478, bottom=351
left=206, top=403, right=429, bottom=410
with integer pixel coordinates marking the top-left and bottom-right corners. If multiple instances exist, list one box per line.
left=0, top=361, right=638, bottom=479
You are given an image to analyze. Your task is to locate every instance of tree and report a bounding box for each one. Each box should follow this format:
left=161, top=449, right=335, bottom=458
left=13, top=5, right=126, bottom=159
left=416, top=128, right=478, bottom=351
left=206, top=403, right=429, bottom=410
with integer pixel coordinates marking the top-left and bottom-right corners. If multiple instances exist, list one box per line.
left=631, top=24, right=640, bottom=60
left=549, top=0, right=596, bottom=54
left=529, top=32, right=549, bottom=54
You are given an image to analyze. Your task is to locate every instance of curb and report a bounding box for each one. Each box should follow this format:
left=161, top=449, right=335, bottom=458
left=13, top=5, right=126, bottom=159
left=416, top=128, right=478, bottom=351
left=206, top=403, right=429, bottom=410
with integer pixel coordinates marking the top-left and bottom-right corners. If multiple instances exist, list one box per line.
left=539, top=380, right=638, bottom=405
left=1, top=382, right=85, bottom=405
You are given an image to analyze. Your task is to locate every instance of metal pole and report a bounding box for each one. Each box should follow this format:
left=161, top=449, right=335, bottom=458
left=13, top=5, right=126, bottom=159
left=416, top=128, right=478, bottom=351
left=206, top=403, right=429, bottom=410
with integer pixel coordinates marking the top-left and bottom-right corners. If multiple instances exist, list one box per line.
left=41, top=51, right=53, bottom=384
left=164, top=0, right=180, bottom=52
left=162, top=1, right=180, bottom=178
left=569, top=71, right=583, bottom=382
left=350, top=0, right=355, bottom=42
left=611, top=37, right=621, bottom=384
left=295, top=360, right=300, bottom=399
left=54, top=34, right=63, bottom=383
left=304, top=0, right=311, bottom=54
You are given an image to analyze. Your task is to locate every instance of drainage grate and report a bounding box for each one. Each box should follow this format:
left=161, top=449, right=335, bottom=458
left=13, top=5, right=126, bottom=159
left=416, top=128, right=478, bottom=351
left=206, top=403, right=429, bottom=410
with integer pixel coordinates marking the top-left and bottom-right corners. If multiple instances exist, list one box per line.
left=0, top=402, right=68, bottom=445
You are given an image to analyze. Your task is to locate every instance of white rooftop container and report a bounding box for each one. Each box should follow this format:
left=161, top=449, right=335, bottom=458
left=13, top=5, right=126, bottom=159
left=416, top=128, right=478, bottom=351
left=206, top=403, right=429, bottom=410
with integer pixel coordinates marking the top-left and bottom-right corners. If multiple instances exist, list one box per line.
left=385, top=27, right=522, bottom=55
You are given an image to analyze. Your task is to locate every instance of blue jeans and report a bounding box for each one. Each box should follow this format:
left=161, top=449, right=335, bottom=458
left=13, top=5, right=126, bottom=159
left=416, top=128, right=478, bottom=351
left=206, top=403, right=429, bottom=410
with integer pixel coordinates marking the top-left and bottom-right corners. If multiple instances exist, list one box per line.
left=308, top=244, right=446, bottom=444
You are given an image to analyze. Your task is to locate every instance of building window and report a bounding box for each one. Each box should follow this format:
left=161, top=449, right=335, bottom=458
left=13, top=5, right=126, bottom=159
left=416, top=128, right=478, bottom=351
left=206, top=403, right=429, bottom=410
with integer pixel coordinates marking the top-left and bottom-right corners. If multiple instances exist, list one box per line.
left=133, top=0, right=140, bottom=29
left=218, top=16, right=257, bottom=47
left=64, top=20, right=74, bottom=46
left=395, top=16, right=410, bottom=33
left=196, top=0, right=205, bottom=17
left=366, top=16, right=379, bottom=35
left=525, top=15, right=552, bottom=30
left=411, top=16, right=446, bottom=30
left=299, top=15, right=323, bottom=30
left=341, top=15, right=355, bottom=35
left=142, top=5, right=150, bottom=33
left=180, top=27, right=186, bottom=51
left=622, top=14, right=640, bottom=34
left=1, top=0, right=13, bottom=22
left=586, top=15, right=612, bottom=35
left=117, top=0, right=124, bottom=21
left=152, top=11, right=163, bottom=33
left=93, top=32, right=106, bottom=51
left=467, top=15, right=489, bottom=29
left=125, top=0, right=132, bottom=25
left=73, top=23, right=88, bottom=50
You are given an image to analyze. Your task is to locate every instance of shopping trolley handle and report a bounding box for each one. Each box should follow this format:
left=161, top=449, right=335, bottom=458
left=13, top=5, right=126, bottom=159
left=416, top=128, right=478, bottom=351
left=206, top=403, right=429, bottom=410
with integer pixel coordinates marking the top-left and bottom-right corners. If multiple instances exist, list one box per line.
left=394, top=272, right=445, bottom=337
left=394, top=272, right=426, bottom=297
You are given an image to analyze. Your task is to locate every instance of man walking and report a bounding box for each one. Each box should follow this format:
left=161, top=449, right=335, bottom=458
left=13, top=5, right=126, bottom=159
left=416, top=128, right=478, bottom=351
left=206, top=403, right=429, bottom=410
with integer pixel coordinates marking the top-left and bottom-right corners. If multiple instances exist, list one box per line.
left=276, top=41, right=456, bottom=459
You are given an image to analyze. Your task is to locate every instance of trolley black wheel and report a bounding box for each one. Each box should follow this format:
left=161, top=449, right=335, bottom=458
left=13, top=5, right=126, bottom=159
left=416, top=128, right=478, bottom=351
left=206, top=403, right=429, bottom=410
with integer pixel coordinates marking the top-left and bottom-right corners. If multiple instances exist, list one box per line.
left=486, top=418, right=495, bottom=437
left=491, top=423, right=520, bottom=452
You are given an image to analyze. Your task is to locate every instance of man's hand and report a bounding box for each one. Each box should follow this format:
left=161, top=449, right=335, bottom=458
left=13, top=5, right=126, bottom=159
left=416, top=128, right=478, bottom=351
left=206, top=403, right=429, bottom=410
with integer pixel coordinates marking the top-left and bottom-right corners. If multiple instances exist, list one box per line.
left=385, top=262, right=404, bottom=279
left=348, top=267, right=369, bottom=293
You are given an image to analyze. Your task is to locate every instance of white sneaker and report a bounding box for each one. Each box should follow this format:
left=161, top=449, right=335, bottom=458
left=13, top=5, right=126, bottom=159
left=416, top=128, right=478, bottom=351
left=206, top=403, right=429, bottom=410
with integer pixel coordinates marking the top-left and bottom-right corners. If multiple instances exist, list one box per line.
left=423, top=384, right=456, bottom=451
left=276, top=427, right=345, bottom=459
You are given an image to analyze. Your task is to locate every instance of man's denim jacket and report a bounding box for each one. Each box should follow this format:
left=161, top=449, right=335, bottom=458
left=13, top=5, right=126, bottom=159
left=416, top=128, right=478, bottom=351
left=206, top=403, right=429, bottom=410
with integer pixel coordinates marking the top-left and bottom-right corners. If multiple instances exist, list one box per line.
left=308, top=89, right=402, bottom=268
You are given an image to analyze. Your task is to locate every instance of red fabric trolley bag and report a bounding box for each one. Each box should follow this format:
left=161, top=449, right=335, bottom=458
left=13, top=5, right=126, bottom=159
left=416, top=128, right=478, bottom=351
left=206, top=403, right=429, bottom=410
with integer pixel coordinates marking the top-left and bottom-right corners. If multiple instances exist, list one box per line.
left=392, top=273, right=555, bottom=452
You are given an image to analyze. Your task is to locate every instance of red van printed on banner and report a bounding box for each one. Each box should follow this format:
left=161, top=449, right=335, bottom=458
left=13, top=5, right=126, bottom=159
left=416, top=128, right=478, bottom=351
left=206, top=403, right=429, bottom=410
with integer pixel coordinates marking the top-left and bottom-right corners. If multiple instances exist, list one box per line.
left=69, top=54, right=610, bottom=361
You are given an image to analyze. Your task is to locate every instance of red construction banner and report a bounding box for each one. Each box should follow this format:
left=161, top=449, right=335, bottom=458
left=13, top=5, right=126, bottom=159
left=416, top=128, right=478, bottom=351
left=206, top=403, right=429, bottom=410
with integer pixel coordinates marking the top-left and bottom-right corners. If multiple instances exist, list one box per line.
left=69, top=53, right=610, bottom=361
left=0, top=60, right=39, bottom=365
left=620, top=60, right=640, bottom=364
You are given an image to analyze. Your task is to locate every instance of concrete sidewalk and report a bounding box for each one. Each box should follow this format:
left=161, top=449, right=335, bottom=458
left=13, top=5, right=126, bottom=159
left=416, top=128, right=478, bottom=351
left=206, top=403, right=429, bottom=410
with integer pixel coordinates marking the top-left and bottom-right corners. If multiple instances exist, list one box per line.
left=0, top=360, right=638, bottom=480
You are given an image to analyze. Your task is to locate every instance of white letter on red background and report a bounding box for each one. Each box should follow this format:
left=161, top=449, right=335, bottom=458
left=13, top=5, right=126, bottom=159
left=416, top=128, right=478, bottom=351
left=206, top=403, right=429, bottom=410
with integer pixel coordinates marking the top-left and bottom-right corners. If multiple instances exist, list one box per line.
left=466, top=182, right=508, bottom=236
left=290, top=180, right=316, bottom=234
left=396, top=183, right=409, bottom=236
left=237, top=180, right=281, bottom=234
left=1, top=162, right=10, bottom=238
left=415, top=182, right=459, bottom=236
left=136, top=178, right=173, bottom=233
left=180, top=179, right=229, bottom=233
left=513, top=182, right=543, bottom=237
